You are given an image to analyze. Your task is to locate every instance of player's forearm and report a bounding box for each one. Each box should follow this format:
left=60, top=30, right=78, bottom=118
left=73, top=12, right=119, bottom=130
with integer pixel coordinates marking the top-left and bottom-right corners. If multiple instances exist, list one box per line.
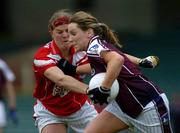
left=5, top=81, right=16, bottom=108
left=102, top=51, right=123, bottom=89
left=76, top=63, right=91, bottom=74
left=125, top=54, right=159, bottom=68
left=44, top=66, right=88, bottom=94
left=60, top=75, right=88, bottom=94
left=125, top=54, right=140, bottom=65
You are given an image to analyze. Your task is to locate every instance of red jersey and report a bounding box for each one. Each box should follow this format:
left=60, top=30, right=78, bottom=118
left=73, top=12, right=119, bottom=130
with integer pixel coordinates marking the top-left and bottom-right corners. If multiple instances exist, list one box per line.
left=33, top=40, right=89, bottom=116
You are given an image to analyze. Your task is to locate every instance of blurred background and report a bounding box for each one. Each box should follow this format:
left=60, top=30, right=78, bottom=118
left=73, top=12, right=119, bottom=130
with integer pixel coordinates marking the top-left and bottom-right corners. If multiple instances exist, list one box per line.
left=0, top=0, right=179, bottom=132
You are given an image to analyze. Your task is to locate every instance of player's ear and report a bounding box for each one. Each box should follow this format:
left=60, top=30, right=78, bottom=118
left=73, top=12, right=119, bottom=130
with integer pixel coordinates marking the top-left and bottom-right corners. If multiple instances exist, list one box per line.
left=49, top=29, right=53, bottom=36
left=87, top=28, right=94, bottom=38
left=48, top=25, right=53, bottom=36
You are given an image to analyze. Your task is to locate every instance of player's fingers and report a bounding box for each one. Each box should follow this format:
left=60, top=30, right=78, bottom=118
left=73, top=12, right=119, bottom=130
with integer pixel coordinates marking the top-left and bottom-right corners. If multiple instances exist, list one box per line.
left=150, top=56, right=160, bottom=68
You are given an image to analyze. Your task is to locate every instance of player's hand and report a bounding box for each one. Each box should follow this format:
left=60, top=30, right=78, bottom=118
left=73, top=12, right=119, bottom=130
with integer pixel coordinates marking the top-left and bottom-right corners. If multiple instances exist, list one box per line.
left=87, top=86, right=110, bottom=105
left=139, top=56, right=159, bottom=68
left=57, top=58, right=77, bottom=75
left=9, top=108, right=18, bottom=126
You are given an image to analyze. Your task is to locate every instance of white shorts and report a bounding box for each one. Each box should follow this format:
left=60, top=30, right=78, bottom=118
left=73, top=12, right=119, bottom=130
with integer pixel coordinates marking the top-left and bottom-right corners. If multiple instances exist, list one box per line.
left=33, top=100, right=98, bottom=133
left=0, top=101, right=7, bottom=127
left=105, top=93, right=173, bottom=133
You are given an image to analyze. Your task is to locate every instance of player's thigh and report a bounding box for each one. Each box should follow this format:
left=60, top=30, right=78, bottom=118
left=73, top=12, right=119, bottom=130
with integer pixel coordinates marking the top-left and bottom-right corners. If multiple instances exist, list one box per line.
left=130, top=94, right=173, bottom=133
left=68, top=101, right=98, bottom=133
left=84, top=110, right=128, bottom=133
left=34, top=100, right=66, bottom=133
left=42, top=123, right=67, bottom=133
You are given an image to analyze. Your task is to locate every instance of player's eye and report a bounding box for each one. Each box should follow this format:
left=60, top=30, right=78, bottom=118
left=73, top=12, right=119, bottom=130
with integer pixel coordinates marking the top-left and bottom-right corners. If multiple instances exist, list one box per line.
left=70, top=31, right=76, bottom=36
left=57, top=31, right=63, bottom=34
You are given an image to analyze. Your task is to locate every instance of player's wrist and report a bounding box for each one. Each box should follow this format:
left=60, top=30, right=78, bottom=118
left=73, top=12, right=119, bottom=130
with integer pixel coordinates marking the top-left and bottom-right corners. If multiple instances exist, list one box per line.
left=99, top=86, right=110, bottom=94
left=58, top=58, right=77, bottom=75
left=86, top=87, right=89, bottom=94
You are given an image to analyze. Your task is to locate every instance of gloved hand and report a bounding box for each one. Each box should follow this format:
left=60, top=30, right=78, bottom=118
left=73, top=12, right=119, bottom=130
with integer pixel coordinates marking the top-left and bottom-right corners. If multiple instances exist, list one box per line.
left=88, top=86, right=110, bottom=105
left=57, top=58, right=77, bottom=75
left=9, top=108, right=18, bottom=126
left=139, top=56, right=159, bottom=68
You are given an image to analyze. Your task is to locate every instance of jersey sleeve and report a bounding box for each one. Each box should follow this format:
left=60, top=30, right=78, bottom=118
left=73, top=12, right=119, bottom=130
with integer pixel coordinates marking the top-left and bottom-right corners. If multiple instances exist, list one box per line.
left=72, top=51, right=89, bottom=79
left=72, top=51, right=89, bottom=66
left=33, top=47, right=57, bottom=74
left=87, top=39, right=110, bottom=56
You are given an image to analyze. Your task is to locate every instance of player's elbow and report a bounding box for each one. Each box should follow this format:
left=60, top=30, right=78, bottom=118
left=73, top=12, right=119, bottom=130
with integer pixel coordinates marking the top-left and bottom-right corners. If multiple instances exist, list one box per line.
left=113, top=52, right=124, bottom=66
left=118, top=55, right=124, bottom=65
left=56, top=75, right=73, bottom=88
left=55, top=75, right=66, bottom=86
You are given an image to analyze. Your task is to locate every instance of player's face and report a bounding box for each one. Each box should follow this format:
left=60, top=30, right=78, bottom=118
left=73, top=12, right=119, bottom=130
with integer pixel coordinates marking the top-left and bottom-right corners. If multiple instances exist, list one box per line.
left=68, top=23, right=90, bottom=52
left=51, top=24, right=71, bottom=49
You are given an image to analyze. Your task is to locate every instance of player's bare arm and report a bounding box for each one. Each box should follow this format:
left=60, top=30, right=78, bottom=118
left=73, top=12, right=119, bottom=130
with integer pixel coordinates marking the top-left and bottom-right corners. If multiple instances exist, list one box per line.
left=76, top=63, right=91, bottom=74
left=125, top=54, right=159, bottom=68
left=58, top=53, right=159, bottom=77
left=44, top=66, right=88, bottom=94
left=100, top=51, right=124, bottom=89
left=5, top=80, right=16, bottom=108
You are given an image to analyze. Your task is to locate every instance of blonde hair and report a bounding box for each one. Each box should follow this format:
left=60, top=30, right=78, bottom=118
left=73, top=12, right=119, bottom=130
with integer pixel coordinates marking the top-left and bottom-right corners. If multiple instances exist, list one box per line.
left=70, top=11, right=122, bottom=48
left=48, top=9, right=72, bottom=32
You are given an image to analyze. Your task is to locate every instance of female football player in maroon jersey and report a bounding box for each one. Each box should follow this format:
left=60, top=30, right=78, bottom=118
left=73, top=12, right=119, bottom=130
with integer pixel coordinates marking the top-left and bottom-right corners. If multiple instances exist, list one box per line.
left=33, top=9, right=160, bottom=133
left=67, top=11, right=173, bottom=133
left=0, top=58, right=18, bottom=133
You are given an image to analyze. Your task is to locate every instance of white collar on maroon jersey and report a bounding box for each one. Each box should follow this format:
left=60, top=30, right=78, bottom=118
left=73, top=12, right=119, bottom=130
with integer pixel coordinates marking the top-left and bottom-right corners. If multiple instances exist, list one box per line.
left=87, top=35, right=100, bottom=49
left=88, top=36, right=99, bottom=45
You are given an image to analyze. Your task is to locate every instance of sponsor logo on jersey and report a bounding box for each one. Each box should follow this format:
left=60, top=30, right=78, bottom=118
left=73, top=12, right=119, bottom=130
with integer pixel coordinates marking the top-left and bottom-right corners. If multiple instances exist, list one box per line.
left=52, top=85, right=70, bottom=97
left=89, top=44, right=99, bottom=53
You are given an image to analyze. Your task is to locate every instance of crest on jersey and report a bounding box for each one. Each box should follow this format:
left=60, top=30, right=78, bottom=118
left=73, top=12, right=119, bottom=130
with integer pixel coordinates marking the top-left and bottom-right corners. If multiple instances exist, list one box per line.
left=89, top=44, right=99, bottom=54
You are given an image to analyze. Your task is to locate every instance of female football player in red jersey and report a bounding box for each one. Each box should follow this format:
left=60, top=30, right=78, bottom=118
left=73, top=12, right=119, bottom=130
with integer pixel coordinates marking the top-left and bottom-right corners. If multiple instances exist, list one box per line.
left=32, top=9, right=98, bottom=133
left=67, top=11, right=173, bottom=133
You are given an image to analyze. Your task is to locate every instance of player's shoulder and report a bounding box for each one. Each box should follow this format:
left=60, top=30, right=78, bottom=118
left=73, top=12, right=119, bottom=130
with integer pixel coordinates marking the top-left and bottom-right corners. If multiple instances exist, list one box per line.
left=87, top=38, right=100, bottom=53
left=0, top=59, right=8, bottom=70
left=74, top=51, right=87, bottom=57
left=88, top=36, right=109, bottom=53
left=34, top=42, right=52, bottom=59
left=73, top=51, right=88, bottom=65
left=0, top=59, right=5, bottom=66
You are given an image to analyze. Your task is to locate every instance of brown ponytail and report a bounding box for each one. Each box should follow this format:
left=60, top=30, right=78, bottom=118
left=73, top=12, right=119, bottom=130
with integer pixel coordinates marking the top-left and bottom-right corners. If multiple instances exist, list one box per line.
left=70, top=11, right=123, bottom=48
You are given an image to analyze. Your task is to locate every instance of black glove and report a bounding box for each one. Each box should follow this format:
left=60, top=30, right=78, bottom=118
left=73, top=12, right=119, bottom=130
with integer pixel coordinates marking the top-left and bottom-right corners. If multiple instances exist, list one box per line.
left=9, top=108, right=18, bottom=126
left=88, top=86, right=110, bottom=105
left=57, top=58, right=77, bottom=75
left=139, top=56, right=159, bottom=68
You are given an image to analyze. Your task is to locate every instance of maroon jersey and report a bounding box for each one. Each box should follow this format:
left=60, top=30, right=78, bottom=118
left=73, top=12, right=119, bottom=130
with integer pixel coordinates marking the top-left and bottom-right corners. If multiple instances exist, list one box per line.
left=0, top=69, right=5, bottom=100
left=87, top=36, right=163, bottom=118
left=0, top=59, right=15, bottom=100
